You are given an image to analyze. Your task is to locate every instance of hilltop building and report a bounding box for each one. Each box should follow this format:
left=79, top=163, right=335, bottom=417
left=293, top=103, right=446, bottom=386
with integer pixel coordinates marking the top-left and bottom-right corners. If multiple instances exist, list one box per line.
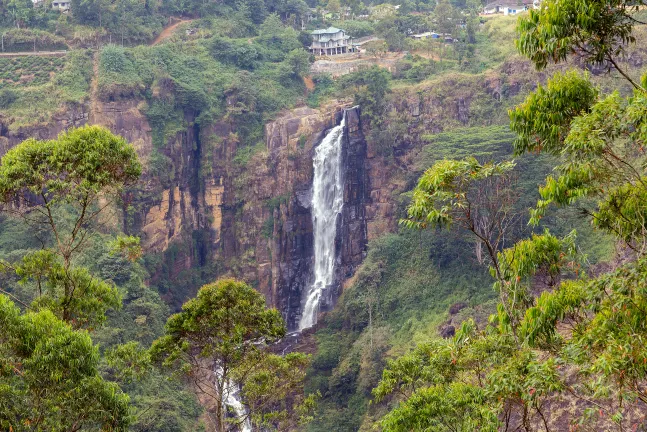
left=483, top=0, right=534, bottom=15
left=51, top=0, right=71, bottom=10
left=309, top=27, right=355, bottom=56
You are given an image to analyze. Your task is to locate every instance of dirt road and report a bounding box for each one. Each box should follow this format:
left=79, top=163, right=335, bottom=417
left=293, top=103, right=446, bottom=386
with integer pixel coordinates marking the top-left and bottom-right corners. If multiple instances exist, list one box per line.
left=0, top=50, right=67, bottom=57
left=151, top=19, right=193, bottom=46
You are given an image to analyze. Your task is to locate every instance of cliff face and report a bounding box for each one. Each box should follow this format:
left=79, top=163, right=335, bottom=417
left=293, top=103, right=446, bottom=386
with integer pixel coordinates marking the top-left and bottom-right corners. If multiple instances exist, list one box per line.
left=0, top=97, right=370, bottom=328
left=0, top=59, right=523, bottom=325
left=0, top=62, right=519, bottom=327
left=241, top=104, right=368, bottom=328
left=0, top=54, right=534, bottom=326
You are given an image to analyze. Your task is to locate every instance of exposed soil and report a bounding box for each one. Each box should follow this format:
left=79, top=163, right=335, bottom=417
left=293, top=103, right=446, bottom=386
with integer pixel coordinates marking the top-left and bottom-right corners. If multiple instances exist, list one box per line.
left=151, top=19, right=194, bottom=46
left=303, top=75, right=315, bottom=90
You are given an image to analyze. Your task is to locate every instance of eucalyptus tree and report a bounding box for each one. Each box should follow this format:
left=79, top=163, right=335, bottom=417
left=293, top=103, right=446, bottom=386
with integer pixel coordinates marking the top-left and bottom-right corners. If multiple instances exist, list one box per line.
left=375, top=0, right=647, bottom=428
left=0, top=125, right=140, bottom=431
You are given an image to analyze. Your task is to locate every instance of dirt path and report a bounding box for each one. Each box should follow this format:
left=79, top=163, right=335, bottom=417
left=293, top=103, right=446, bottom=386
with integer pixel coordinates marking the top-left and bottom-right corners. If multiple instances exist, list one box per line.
left=88, top=51, right=100, bottom=124
left=151, top=19, right=193, bottom=46
left=0, top=50, right=67, bottom=57
left=303, top=76, right=315, bottom=90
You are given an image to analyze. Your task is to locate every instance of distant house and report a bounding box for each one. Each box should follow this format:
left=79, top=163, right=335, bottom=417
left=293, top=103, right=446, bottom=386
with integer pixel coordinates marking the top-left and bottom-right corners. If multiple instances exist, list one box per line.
left=309, top=27, right=355, bottom=56
left=411, top=32, right=431, bottom=40
left=502, top=3, right=528, bottom=14
left=52, top=0, right=70, bottom=10
left=483, top=1, right=532, bottom=15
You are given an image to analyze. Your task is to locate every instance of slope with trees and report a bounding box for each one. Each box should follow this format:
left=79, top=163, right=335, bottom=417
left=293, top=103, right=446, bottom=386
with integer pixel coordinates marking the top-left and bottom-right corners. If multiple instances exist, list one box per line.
left=369, top=0, right=647, bottom=429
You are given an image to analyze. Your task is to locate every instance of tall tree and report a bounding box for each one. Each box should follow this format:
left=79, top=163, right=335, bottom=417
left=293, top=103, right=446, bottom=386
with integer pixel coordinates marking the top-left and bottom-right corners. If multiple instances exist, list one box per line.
left=0, top=295, right=131, bottom=431
left=0, top=126, right=140, bottom=431
left=6, top=0, right=32, bottom=28
left=151, top=279, right=315, bottom=432
left=326, top=0, right=341, bottom=20
left=0, top=125, right=141, bottom=328
left=433, top=0, right=455, bottom=36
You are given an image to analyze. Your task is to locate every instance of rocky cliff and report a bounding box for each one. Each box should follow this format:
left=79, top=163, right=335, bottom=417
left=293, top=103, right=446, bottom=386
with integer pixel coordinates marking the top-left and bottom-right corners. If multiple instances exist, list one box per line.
left=0, top=54, right=543, bottom=327
left=0, top=96, right=370, bottom=329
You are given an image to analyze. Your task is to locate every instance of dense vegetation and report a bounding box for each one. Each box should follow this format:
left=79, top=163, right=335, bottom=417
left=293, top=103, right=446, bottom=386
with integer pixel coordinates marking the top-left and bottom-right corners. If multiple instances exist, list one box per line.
left=2, top=0, right=647, bottom=428
left=360, top=0, right=647, bottom=430
left=0, top=127, right=311, bottom=430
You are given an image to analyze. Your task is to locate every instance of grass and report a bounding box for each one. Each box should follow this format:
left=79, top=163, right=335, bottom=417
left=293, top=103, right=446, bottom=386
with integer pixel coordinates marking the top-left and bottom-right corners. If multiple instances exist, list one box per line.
left=1, top=50, right=93, bottom=130
left=0, top=56, right=66, bottom=89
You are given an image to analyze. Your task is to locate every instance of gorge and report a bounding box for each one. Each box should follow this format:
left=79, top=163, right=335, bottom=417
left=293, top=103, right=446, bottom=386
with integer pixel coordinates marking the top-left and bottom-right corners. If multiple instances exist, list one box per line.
left=4, top=8, right=646, bottom=426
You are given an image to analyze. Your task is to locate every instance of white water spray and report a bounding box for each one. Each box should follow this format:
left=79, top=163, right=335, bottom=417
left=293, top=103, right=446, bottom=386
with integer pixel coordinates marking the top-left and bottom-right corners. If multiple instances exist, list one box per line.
left=215, top=366, right=252, bottom=432
left=298, top=111, right=347, bottom=331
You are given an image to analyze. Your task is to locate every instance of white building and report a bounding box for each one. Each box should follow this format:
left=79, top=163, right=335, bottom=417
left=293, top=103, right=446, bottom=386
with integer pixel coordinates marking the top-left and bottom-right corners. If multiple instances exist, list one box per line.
left=52, top=0, right=71, bottom=10
left=483, top=1, right=532, bottom=15
left=309, top=27, right=354, bottom=56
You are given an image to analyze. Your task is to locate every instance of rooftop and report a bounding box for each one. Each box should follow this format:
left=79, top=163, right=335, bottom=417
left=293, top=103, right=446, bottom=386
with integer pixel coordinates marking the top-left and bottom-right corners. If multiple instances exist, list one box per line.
left=484, top=0, right=532, bottom=7
left=311, top=27, right=344, bottom=35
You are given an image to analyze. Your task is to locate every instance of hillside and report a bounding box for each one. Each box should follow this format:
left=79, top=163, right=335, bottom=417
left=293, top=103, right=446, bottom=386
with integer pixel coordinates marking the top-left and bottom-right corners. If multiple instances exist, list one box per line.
left=2, top=0, right=647, bottom=430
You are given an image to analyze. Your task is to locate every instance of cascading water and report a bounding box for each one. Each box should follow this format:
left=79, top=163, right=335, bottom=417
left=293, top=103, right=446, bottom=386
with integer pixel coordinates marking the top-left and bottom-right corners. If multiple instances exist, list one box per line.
left=224, top=381, right=252, bottom=432
left=214, top=366, right=252, bottom=432
left=298, top=110, right=347, bottom=331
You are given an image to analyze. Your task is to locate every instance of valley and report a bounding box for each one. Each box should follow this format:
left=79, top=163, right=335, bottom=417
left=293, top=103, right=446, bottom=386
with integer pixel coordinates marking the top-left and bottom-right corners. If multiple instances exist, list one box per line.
left=1, top=0, right=647, bottom=430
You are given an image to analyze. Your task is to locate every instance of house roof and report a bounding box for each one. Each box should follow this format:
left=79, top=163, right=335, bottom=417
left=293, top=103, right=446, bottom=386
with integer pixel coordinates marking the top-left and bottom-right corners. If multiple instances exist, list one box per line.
left=411, top=32, right=438, bottom=38
left=485, top=0, right=532, bottom=7
left=311, top=27, right=344, bottom=35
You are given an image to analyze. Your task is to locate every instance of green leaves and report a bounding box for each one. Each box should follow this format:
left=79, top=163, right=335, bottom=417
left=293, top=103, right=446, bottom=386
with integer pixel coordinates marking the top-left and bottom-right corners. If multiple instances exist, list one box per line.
left=150, top=278, right=312, bottom=430
left=375, top=323, right=517, bottom=432
left=0, top=125, right=141, bottom=207
left=0, top=126, right=140, bottom=328
left=14, top=250, right=122, bottom=329
left=0, top=295, right=130, bottom=431
left=380, top=382, right=499, bottom=432
left=509, top=71, right=598, bottom=156
left=241, top=352, right=317, bottom=430
left=151, top=279, right=285, bottom=365
left=402, top=157, right=516, bottom=230
left=516, top=0, right=636, bottom=70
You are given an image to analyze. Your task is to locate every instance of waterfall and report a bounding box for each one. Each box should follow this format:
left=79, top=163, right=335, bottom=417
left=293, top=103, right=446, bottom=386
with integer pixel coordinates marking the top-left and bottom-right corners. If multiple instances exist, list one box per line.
left=298, top=110, right=347, bottom=331
left=214, top=366, right=253, bottom=432
left=224, top=381, right=252, bottom=432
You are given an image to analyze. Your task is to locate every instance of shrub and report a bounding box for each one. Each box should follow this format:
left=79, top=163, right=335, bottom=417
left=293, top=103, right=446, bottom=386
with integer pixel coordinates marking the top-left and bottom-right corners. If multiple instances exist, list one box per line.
left=0, top=89, right=17, bottom=106
left=98, top=45, right=146, bottom=100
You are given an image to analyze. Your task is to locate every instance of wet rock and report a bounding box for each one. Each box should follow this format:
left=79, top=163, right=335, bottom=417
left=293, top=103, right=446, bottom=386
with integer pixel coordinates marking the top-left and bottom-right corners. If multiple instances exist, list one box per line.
left=439, top=324, right=456, bottom=338
left=449, top=302, right=468, bottom=315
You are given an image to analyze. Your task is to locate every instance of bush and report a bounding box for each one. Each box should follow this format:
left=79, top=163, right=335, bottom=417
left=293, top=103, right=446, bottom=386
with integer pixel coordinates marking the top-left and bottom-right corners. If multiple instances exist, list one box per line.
left=0, top=28, right=67, bottom=52
left=209, top=37, right=263, bottom=70
left=98, top=45, right=146, bottom=100
left=0, top=89, right=17, bottom=106
left=54, top=50, right=93, bottom=102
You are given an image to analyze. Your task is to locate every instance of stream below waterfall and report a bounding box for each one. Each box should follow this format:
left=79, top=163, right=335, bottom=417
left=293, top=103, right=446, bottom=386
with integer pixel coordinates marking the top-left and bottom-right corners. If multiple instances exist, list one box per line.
left=215, top=366, right=252, bottom=432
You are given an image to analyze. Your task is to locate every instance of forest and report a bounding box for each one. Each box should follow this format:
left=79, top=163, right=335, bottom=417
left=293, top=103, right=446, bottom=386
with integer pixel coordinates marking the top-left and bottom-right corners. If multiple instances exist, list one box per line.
left=1, top=0, right=647, bottom=429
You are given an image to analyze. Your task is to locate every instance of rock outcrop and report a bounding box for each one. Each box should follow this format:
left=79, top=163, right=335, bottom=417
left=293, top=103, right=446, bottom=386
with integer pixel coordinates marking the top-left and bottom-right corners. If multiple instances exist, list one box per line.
left=0, top=96, right=370, bottom=327
left=1, top=63, right=525, bottom=326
